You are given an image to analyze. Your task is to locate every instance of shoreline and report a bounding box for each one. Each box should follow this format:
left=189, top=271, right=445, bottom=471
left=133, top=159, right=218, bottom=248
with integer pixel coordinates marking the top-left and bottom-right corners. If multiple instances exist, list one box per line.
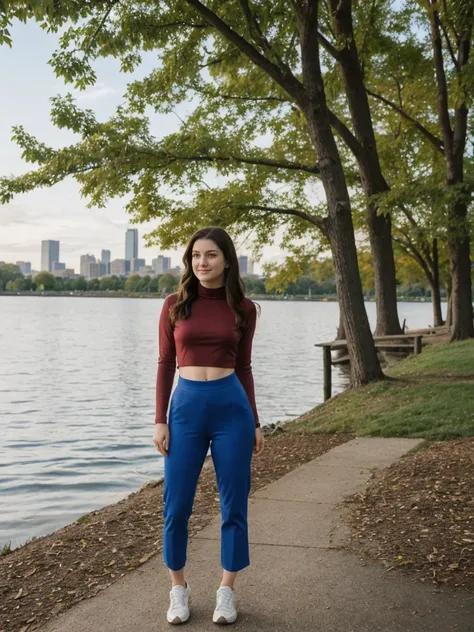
left=0, top=290, right=443, bottom=303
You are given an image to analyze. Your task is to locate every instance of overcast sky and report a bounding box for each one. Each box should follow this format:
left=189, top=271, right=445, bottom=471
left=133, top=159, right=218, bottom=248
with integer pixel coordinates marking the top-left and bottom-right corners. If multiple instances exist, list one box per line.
left=0, top=20, right=290, bottom=273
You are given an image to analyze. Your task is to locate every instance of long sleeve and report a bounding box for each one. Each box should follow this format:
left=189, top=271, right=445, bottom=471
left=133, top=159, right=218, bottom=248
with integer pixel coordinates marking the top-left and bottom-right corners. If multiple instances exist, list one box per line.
left=235, top=301, right=260, bottom=428
left=155, top=295, right=177, bottom=424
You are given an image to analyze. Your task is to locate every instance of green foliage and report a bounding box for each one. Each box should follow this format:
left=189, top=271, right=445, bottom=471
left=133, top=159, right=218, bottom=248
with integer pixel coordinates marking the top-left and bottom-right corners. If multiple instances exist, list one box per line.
left=99, top=275, right=124, bottom=291
left=74, top=276, right=87, bottom=291
left=0, top=542, right=12, bottom=556
left=158, top=273, right=179, bottom=294
left=124, top=274, right=142, bottom=293
left=32, top=271, right=55, bottom=291
left=0, top=264, right=23, bottom=291
left=87, top=278, right=100, bottom=291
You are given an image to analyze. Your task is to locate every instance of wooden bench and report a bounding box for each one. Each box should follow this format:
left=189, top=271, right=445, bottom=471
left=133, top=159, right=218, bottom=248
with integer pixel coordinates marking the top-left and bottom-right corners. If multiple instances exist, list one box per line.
left=315, top=334, right=423, bottom=401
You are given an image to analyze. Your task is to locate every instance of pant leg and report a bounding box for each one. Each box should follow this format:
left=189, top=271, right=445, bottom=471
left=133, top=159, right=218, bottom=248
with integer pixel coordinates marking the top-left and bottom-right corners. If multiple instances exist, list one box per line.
left=163, top=386, right=209, bottom=571
left=210, top=380, right=255, bottom=572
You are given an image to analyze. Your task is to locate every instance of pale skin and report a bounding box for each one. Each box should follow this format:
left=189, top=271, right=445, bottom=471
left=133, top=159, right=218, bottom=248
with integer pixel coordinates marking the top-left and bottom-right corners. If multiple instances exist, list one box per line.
left=153, top=238, right=264, bottom=592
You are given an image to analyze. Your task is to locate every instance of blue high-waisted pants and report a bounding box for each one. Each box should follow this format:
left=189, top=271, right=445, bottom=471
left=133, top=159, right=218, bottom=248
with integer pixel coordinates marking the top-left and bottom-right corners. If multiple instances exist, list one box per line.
left=163, top=372, right=255, bottom=572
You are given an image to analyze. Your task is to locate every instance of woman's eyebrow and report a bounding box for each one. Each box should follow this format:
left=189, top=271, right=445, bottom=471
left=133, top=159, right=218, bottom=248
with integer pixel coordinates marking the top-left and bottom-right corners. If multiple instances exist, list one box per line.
left=192, top=249, right=218, bottom=253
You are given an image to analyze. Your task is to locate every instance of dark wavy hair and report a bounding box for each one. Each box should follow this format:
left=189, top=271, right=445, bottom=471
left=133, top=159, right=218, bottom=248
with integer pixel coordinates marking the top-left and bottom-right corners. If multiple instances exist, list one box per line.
left=169, top=226, right=250, bottom=328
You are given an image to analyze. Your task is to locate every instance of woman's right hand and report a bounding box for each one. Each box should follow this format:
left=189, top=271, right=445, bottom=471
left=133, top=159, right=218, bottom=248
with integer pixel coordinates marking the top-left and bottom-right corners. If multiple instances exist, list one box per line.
left=153, top=423, right=170, bottom=457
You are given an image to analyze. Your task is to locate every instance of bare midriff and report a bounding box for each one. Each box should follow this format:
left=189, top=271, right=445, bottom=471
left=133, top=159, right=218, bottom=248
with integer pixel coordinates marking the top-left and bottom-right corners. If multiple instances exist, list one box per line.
left=178, top=366, right=235, bottom=381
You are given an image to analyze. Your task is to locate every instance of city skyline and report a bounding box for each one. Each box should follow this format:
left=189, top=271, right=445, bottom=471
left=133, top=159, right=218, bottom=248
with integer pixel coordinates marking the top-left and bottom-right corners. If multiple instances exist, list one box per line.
left=2, top=229, right=260, bottom=278
left=1, top=231, right=263, bottom=276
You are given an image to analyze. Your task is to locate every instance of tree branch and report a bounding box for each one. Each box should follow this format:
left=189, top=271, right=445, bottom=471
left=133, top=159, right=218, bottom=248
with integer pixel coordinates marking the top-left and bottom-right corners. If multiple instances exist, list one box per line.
left=184, top=0, right=304, bottom=102
left=393, top=234, right=433, bottom=284
left=85, top=0, right=121, bottom=54
left=366, top=89, right=444, bottom=154
left=316, top=30, right=340, bottom=59
left=327, top=110, right=364, bottom=162
left=137, top=149, right=320, bottom=174
left=189, top=84, right=291, bottom=104
left=441, top=0, right=460, bottom=45
left=236, top=203, right=327, bottom=232
left=239, top=0, right=283, bottom=67
left=429, top=3, right=454, bottom=157
left=438, top=17, right=460, bottom=72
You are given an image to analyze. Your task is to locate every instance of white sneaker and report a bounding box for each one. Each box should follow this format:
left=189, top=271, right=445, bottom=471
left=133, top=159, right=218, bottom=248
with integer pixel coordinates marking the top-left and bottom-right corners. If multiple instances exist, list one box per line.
left=167, top=582, right=191, bottom=624
left=213, top=586, right=237, bottom=625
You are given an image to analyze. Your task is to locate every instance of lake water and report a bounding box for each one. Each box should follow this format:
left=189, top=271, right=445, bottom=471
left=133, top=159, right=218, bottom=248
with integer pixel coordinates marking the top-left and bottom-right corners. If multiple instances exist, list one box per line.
left=0, top=296, right=439, bottom=548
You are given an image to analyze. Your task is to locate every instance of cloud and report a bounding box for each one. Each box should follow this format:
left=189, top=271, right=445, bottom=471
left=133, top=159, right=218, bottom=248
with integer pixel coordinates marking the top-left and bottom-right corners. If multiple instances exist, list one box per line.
left=75, top=83, right=117, bottom=101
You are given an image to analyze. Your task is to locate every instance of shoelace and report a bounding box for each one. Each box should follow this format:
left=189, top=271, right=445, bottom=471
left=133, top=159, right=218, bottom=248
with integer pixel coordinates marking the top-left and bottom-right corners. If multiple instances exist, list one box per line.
left=170, top=588, right=186, bottom=609
left=217, top=588, right=234, bottom=609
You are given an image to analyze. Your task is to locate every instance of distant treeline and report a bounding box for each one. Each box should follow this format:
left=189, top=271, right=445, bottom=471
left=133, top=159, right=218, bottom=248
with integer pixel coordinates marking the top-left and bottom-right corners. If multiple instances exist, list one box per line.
left=0, top=262, right=447, bottom=299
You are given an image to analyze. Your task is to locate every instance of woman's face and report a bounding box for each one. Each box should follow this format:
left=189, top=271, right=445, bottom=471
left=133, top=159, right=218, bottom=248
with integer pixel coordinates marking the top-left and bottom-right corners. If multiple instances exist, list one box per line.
left=191, top=238, right=227, bottom=286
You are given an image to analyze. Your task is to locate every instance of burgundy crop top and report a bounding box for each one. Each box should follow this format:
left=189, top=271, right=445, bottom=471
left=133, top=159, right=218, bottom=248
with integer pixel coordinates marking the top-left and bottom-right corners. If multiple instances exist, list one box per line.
left=155, top=282, right=260, bottom=427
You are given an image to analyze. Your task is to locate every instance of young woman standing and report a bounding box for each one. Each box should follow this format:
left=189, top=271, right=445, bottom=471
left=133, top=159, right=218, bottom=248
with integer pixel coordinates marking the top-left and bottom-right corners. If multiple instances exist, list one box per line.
left=153, top=226, right=264, bottom=625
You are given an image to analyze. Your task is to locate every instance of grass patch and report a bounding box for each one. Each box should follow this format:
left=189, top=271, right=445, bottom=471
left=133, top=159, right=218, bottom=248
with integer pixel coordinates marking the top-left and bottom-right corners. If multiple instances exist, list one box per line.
left=76, top=513, right=91, bottom=524
left=389, top=339, right=474, bottom=378
left=286, top=339, right=474, bottom=440
left=1, top=542, right=12, bottom=556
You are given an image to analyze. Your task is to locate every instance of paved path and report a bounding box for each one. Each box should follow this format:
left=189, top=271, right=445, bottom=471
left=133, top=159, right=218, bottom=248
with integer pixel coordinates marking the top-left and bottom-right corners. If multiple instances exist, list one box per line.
left=41, top=437, right=474, bottom=632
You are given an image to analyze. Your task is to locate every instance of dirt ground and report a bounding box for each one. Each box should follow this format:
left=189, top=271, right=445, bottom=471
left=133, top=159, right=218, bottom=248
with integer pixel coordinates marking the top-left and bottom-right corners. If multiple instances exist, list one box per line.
left=343, top=437, right=474, bottom=592
left=0, top=431, right=350, bottom=632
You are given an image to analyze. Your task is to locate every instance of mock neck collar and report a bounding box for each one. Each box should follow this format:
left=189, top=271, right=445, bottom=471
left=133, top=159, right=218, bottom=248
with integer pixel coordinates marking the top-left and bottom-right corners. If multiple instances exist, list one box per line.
left=197, top=282, right=227, bottom=299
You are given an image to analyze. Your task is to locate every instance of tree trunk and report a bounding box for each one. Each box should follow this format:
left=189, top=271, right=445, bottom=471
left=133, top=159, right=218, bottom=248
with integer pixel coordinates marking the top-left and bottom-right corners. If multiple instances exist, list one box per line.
left=330, top=0, right=402, bottom=337
left=299, top=3, right=383, bottom=386
left=446, top=281, right=453, bottom=329
left=430, top=281, right=444, bottom=328
left=430, top=238, right=444, bottom=327
left=336, top=311, right=345, bottom=340
left=427, top=5, right=473, bottom=339
left=369, top=207, right=402, bottom=335
left=449, top=203, right=474, bottom=339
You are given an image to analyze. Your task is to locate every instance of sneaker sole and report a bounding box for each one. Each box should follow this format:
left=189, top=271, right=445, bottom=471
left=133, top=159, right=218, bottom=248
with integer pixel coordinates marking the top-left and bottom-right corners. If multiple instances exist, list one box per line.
left=213, top=613, right=237, bottom=625
left=167, top=613, right=190, bottom=625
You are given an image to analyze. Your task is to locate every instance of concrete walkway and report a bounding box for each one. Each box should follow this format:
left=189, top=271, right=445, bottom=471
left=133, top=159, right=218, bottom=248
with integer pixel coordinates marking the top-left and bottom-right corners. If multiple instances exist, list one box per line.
left=41, top=437, right=474, bottom=632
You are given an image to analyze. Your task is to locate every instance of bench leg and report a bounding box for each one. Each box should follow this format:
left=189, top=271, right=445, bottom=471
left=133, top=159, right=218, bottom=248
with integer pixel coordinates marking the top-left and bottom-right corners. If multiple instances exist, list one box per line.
left=323, top=346, right=332, bottom=401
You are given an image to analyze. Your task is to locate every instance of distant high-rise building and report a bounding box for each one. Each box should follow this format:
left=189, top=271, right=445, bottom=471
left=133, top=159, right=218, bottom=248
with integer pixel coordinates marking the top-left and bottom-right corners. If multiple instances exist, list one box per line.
left=54, top=268, right=75, bottom=278
left=16, top=261, right=31, bottom=275
left=80, top=254, right=96, bottom=278
left=110, top=259, right=126, bottom=276
left=238, top=255, right=249, bottom=276
left=131, top=257, right=146, bottom=273
left=88, top=262, right=101, bottom=279
left=52, top=262, right=66, bottom=275
left=101, top=249, right=111, bottom=274
left=41, top=240, right=60, bottom=272
left=248, top=260, right=254, bottom=275
left=125, top=229, right=138, bottom=262
left=152, top=255, right=172, bottom=275
left=138, top=265, right=155, bottom=277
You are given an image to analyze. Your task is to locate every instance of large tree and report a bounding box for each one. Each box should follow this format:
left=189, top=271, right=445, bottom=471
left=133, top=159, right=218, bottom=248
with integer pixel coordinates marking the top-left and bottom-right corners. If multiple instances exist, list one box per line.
left=367, top=0, right=474, bottom=340
left=1, top=0, right=384, bottom=384
left=316, top=0, right=403, bottom=335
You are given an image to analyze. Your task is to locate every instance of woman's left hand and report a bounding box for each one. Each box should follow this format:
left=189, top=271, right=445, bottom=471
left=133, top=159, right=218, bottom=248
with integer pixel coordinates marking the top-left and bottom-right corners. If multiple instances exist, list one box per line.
left=254, top=427, right=264, bottom=456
